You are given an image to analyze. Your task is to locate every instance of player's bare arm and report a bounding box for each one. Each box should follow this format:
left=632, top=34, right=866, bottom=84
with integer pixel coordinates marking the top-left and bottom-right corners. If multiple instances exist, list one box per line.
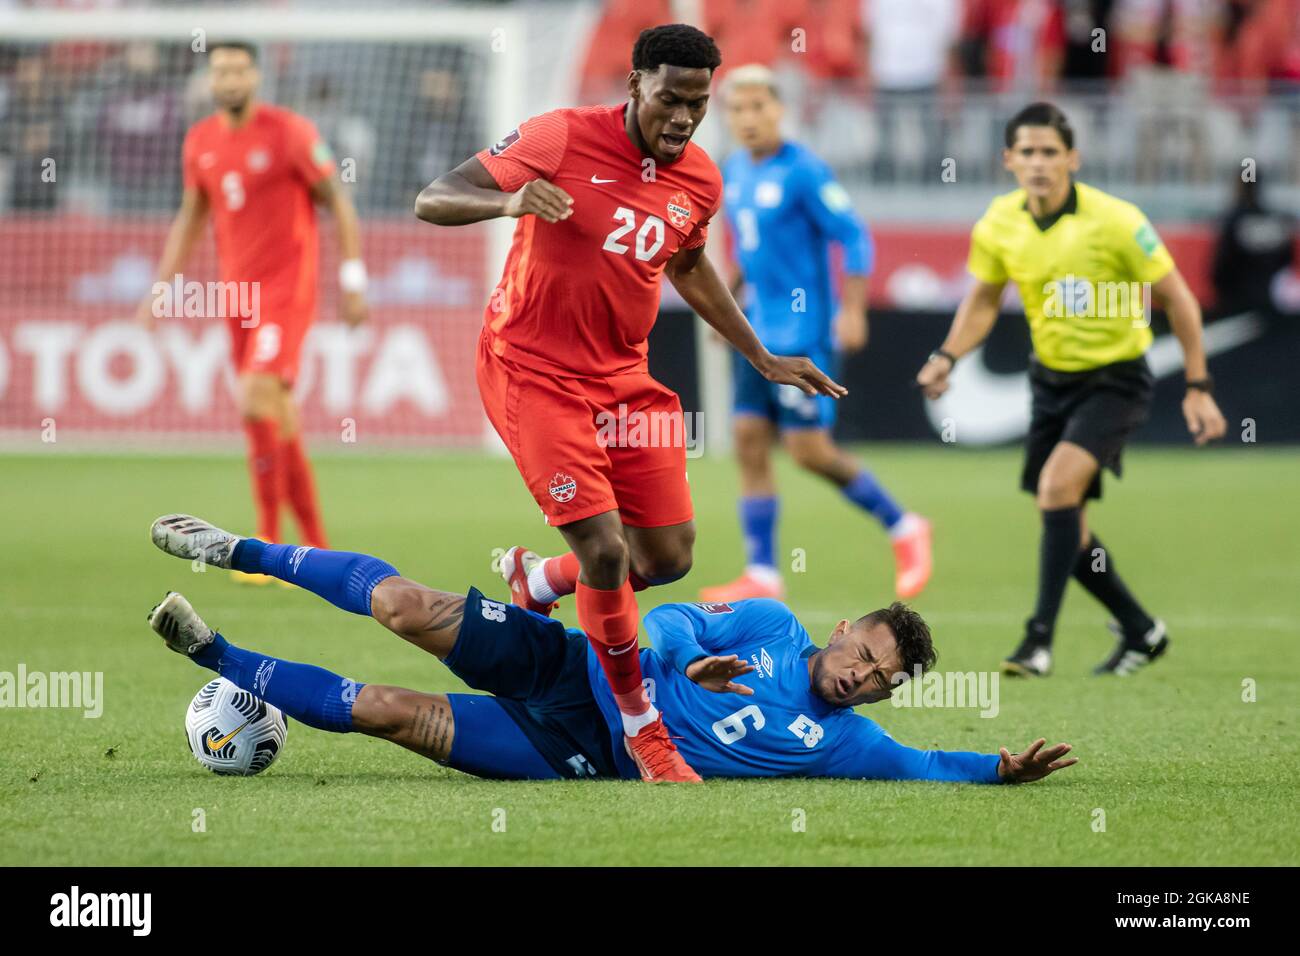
left=1152, top=268, right=1228, bottom=446
left=414, top=156, right=573, bottom=226
left=134, top=185, right=209, bottom=329
left=916, top=279, right=1005, bottom=399
left=310, top=175, right=368, bottom=327
left=666, top=244, right=847, bottom=398
left=996, top=738, right=1077, bottom=783
left=834, top=274, right=870, bottom=353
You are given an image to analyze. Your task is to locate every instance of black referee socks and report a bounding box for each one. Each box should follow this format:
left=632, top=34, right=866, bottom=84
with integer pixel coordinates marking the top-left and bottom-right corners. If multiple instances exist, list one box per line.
left=1030, top=506, right=1082, bottom=644
left=1073, top=534, right=1156, bottom=639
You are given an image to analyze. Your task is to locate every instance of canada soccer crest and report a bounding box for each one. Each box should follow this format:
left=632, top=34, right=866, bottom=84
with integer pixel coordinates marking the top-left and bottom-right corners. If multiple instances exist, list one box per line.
left=548, top=473, right=577, bottom=503
left=666, top=191, right=692, bottom=228
left=246, top=148, right=270, bottom=172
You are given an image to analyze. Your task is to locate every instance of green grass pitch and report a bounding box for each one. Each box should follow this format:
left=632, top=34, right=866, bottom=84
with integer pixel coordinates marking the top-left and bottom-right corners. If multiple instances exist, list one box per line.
left=1, top=445, right=1296, bottom=865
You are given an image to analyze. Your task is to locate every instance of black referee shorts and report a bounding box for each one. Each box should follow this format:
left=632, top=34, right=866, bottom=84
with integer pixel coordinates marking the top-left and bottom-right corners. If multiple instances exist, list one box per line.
left=1021, top=355, right=1154, bottom=501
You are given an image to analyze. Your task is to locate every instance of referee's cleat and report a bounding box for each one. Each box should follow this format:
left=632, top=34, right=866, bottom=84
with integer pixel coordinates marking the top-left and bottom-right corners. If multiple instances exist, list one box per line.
left=500, top=546, right=557, bottom=617
left=151, top=514, right=243, bottom=569
left=147, top=591, right=215, bottom=657
left=1093, top=619, right=1169, bottom=676
left=1002, top=637, right=1053, bottom=677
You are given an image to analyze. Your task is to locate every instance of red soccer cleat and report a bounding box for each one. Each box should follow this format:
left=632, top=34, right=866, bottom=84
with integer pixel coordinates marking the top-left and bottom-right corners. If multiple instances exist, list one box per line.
left=624, top=716, right=702, bottom=783
left=892, top=514, right=933, bottom=600
left=698, top=571, right=785, bottom=603
left=499, top=546, right=557, bottom=616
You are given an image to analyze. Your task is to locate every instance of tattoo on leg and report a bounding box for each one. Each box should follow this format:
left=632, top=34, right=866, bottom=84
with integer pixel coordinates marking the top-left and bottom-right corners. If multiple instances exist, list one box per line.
left=410, top=701, right=454, bottom=761
left=422, top=593, right=465, bottom=639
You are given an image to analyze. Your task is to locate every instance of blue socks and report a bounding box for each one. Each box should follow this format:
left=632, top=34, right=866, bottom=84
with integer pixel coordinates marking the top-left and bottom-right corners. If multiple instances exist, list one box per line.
left=740, top=496, right=779, bottom=570
left=842, top=470, right=905, bottom=530
left=741, top=476, right=904, bottom=571
left=193, top=634, right=363, bottom=733
left=232, top=540, right=398, bottom=616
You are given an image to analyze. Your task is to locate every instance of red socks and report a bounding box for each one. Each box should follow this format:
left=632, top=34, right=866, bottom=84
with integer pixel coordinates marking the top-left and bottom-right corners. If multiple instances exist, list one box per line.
left=242, top=417, right=282, bottom=542
left=242, top=421, right=327, bottom=547
left=575, top=581, right=649, bottom=717
left=542, top=552, right=650, bottom=597
left=541, top=552, right=581, bottom=597
left=281, top=433, right=328, bottom=548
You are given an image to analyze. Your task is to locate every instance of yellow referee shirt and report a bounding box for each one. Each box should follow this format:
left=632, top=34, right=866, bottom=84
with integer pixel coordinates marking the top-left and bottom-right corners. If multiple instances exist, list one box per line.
left=967, top=181, right=1175, bottom=372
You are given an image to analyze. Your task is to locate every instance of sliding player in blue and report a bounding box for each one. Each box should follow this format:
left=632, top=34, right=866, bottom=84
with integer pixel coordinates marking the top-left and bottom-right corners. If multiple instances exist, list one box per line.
left=147, top=514, right=1075, bottom=783
left=701, top=64, right=931, bottom=606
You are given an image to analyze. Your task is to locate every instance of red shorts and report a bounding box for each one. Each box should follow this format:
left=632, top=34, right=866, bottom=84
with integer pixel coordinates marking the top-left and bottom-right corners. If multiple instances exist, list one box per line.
left=228, top=313, right=312, bottom=383
left=476, top=333, right=694, bottom=528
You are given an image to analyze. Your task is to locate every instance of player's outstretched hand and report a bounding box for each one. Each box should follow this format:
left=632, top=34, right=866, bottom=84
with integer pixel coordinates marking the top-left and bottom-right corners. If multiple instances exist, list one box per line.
left=505, top=179, right=574, bottom=223
left=916, top=354, right=953, bottom=399
left=685, top=655, right=756, bottom=695
left=1182, top=390, right=1226, bottom=446
left=997, top=738, right=1077, bottom=783
left=760, top=354, right=848, bottom=398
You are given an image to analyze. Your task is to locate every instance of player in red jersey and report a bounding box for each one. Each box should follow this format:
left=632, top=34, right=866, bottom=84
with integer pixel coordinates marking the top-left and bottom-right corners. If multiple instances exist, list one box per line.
left=416, top=24, right=845, bottom=782
left=137, top=42, right=367, bottom=580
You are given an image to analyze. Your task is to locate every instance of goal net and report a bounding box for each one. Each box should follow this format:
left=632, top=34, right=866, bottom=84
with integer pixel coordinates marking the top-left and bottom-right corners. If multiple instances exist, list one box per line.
left=0, top=7, right=529, bottom=450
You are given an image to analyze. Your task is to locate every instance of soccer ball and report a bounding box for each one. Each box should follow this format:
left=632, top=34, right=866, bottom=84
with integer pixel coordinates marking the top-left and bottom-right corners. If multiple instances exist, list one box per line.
left=184, top=678, right=287, bottom=776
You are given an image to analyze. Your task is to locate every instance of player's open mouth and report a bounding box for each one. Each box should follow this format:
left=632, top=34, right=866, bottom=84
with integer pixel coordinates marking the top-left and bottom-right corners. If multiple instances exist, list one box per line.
left=659, top=132, right=689, bottom=155
left=836, top=676, right=852, bottom=700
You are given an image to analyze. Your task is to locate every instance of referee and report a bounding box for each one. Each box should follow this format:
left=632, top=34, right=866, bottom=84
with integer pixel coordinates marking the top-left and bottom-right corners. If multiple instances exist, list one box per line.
left=916, top=102, right=1227, bottom=677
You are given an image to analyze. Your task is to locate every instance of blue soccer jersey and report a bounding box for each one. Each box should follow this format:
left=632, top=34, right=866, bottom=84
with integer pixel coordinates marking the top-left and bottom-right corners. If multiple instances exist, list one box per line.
left=722, top=141, right=873, bottom=356
left=586, top=599, right=1002, bottom=782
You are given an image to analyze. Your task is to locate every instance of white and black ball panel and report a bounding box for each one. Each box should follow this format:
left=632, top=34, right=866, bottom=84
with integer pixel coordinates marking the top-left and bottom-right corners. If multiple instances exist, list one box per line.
left=183, top=677, right=286, bottom=776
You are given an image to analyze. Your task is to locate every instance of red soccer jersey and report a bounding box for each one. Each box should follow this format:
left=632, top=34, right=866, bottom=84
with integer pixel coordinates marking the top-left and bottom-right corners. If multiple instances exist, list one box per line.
left=182, top=103, right=335, bottom=321
left=476, top=104, right=723, bottom=378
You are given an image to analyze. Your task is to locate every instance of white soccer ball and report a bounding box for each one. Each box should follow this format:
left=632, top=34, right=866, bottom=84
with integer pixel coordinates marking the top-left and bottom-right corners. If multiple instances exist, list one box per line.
left=184, top=677, right=287, bottom=776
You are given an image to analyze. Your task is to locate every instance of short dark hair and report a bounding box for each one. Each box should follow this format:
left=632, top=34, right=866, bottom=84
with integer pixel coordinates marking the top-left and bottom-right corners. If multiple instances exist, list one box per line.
left=209, top=40, right=258, bottom=64
left=632, top=23, right=721, bottom=74
left=856, top=602, right=937, bottom=676
left=1004, top=101, right=1073, bottom=150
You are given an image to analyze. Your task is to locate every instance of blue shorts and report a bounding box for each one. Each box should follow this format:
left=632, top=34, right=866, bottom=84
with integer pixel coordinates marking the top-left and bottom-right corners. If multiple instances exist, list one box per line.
left=442, top=588, right=621, bottom=780
left=732, top=348, right=838, bottom=431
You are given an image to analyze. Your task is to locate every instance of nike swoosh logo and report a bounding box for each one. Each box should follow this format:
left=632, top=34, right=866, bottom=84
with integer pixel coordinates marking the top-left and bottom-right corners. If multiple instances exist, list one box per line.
left=590, top=175, right=616, bottom=184
left=925, top=312, right=1266, bottom=444
left=206, top=721, right=249, bottom=751
left=608, top=642, right=637, bottom=656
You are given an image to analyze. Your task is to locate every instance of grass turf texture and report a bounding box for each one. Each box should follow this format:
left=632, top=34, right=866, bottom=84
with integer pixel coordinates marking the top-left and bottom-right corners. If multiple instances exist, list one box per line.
left=1, top=446, right=1296, bottom=866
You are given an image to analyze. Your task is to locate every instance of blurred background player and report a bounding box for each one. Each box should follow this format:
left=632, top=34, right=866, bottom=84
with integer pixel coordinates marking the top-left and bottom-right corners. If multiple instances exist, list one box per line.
left=136, top=41, right=367, bottom=582
left=148, top=512, right=1077, bottom=786
left=415, top=25, right=844, bottom=782
left=916, top=102, right=1227, bottom=678
left=699, top=64, right=931, bottom=605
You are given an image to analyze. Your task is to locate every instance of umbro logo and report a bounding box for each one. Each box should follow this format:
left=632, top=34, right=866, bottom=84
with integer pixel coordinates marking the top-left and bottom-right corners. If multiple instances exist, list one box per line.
left=254, top=659, right=276, bottom=695
left=750, top=647, right=774, bottom=679
left=289, top=546, right=312, bottom=575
